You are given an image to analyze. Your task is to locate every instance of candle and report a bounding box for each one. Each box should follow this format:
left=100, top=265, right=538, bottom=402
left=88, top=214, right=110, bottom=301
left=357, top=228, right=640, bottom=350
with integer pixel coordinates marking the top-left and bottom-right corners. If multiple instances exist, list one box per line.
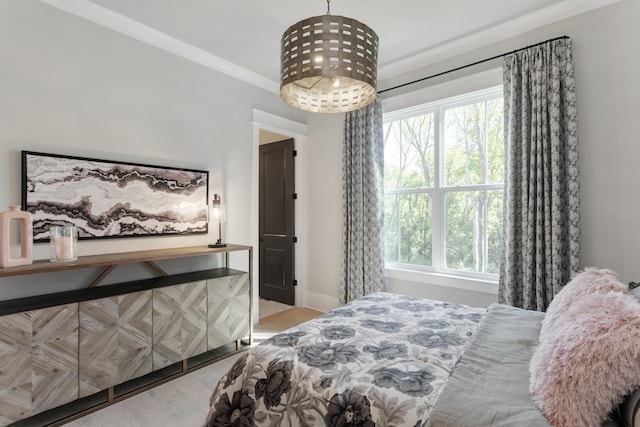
left=56, top=235, right=73, bottom=260
left=50, top=225, right=77, bottom=262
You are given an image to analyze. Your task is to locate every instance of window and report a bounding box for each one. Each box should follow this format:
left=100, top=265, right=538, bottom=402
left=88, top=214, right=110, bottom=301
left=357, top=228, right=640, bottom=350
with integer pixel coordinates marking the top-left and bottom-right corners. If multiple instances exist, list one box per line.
left=384, top=86, right=504, bottom=279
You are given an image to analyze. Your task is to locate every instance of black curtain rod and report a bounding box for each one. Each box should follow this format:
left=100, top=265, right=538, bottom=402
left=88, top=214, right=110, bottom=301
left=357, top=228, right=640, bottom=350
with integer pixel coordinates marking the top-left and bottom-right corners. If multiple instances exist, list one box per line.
left=377, top=35, right=569, bottom=95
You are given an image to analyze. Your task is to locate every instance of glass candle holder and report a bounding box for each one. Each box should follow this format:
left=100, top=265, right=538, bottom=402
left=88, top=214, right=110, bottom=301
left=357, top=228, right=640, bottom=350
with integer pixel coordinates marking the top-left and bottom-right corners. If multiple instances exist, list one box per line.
left=50, top=225, right=78, bottom=262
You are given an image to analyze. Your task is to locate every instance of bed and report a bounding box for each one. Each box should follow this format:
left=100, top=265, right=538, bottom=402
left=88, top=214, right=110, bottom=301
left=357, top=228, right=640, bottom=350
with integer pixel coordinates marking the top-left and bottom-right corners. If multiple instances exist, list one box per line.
left=204, top=268, right=640, bottom=427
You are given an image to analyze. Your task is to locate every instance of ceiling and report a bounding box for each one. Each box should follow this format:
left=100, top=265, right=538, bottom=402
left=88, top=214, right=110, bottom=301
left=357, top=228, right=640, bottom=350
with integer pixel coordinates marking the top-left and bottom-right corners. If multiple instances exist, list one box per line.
left=41, top=0, right=619, bottom=94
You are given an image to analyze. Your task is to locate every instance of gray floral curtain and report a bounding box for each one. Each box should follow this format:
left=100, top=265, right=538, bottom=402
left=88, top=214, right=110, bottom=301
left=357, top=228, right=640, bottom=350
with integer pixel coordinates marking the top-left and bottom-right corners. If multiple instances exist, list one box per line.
left=499, top=38, right=580, bottom=311
left=340, top=98, right=385, bottom=304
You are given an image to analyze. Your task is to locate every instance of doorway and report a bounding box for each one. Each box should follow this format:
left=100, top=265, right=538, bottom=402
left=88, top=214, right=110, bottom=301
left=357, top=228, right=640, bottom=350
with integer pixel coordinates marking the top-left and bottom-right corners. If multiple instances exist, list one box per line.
left=259, top=138, right=296, bottom=306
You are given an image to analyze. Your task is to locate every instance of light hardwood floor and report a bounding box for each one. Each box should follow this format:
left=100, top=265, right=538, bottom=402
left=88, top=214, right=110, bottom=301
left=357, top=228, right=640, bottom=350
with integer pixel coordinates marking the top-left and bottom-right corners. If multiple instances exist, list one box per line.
left=258, top=298, right=293, bottom=318
left=62, top=306, right=322, bottom=427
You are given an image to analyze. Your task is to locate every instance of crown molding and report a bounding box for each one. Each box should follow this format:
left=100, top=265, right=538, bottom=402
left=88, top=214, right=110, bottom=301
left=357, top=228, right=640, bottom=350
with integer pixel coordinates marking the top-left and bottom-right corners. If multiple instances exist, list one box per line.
left=252, top=109, right=307, bottom=136
left=378, top=0, right=622, bottom=78
left=39, top=0, right=280, bottom=94
left=40, top=0, right=620, bottom=93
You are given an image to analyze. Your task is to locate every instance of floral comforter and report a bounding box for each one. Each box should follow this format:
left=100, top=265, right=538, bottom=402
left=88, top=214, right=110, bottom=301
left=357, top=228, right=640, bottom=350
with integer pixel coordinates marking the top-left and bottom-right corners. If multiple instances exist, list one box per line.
left=204, top=292, right=485, bottom=427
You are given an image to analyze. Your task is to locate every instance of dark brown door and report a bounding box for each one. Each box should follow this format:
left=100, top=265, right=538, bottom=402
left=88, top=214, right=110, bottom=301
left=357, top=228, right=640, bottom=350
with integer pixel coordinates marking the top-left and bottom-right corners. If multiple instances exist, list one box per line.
left=259, top=139, right=295, bottom=305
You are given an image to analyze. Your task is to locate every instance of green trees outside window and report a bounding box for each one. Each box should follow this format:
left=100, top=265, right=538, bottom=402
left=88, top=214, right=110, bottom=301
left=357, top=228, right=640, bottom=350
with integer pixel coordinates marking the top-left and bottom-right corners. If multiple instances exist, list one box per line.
left=384, top=88, right=504, bottom=276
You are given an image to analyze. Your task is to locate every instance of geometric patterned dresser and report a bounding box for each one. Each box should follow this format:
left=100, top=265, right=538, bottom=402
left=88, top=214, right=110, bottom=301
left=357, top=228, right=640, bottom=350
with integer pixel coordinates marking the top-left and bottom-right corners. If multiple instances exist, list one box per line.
left=0, top=304, right=78, bottom=425
left=152, top=281, right=208, bottom=370
left=0, top=245, right=252, bottom=426
left=78, top=291, right=154, bottom=398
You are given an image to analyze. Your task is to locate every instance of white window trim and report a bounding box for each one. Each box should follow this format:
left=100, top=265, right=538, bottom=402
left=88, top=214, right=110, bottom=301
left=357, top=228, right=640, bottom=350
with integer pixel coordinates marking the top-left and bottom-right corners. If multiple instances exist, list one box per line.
left=381, top=68, right=503, bottom=294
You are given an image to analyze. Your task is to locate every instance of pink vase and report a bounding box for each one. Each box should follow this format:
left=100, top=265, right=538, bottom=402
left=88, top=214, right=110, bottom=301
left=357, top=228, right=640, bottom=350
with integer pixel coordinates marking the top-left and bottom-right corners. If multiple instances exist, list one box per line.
left=0, top=205, right=33, bottom=268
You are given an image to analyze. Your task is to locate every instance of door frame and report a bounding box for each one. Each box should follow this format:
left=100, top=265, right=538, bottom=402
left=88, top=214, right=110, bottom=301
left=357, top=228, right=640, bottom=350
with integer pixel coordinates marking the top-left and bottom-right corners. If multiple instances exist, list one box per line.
left=251, top=109, right=308, bottom=321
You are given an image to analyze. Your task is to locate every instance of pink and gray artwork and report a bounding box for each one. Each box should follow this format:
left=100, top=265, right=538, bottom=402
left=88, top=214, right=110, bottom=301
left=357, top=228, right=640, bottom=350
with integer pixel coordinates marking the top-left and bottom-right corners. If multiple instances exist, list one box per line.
left=22, top=151, right=209, bottom=241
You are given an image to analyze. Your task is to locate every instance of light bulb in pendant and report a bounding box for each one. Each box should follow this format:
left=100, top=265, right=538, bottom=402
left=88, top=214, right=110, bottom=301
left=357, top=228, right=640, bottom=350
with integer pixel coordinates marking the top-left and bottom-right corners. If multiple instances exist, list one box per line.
left=331, top=76, right=340, bottom=88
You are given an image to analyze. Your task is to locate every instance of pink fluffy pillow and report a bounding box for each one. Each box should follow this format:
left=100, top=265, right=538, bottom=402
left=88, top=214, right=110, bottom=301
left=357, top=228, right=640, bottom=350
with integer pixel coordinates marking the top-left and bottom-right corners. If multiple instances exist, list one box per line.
left=539, top=267, right=627, bottom=340
left=530, top=275, right=640, bottom=427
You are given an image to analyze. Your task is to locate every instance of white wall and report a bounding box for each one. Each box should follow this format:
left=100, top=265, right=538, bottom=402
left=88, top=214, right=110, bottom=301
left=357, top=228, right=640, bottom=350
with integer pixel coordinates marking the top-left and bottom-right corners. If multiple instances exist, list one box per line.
left=304, top=0, right=640, bottom=309
left=305, top=113, right=344, bottom=312
left=0, top=1, right=305, bottom=300
left=566, top=0, right=640, bottom=282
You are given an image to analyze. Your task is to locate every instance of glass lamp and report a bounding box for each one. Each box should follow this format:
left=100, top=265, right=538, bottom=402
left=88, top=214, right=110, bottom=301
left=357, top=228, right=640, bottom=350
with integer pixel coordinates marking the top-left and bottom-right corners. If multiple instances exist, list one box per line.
left=208, top=194, right=226, bottom=248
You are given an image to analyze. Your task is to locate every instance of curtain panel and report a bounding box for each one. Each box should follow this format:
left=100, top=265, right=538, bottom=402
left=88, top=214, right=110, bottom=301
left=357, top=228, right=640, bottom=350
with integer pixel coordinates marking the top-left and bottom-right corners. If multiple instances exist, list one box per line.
left=340, top=99, right=385, bottom=304
left=499, top=38, right=580, bottom=311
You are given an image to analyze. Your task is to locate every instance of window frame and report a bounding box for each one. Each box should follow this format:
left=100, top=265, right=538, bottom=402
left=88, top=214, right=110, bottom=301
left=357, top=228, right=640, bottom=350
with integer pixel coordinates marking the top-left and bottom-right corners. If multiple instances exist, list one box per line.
left=383, top=84, right=504, bottom=294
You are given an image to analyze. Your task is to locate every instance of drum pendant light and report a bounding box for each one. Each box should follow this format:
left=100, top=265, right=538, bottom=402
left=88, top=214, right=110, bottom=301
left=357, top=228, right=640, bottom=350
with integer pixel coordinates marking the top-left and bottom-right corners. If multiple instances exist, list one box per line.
left=280, top=0, right=379, bottom=113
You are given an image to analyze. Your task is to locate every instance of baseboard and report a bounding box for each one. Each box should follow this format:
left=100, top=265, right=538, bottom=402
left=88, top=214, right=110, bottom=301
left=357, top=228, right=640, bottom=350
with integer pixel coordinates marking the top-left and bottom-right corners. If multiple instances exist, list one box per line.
left=304, top=290, right=339, bottom=313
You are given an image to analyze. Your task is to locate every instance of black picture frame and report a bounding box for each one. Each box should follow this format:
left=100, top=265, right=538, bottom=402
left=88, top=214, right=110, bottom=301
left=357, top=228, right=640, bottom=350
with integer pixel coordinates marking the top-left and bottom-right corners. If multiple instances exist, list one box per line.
left=22, top=151, right=209, bottom=242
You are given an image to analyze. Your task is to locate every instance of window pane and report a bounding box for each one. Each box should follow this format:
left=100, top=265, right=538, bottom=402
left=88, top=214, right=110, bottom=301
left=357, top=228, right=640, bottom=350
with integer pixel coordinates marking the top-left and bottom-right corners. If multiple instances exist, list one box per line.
left=384, top=192, right=432, bottom=266
left=383, top=114, right=435, bottom=190
left=486, top=190, right=503, bottom=274
left=445, top=189, right=503, bottom=274
left=443, top=98, right=504, bottom=186
left=383, top=121, right=403, bottom=191
left=383, top=86, right=504, bottom=278
left=445, top=191, right=478, bottom=271
left=486, top=99, right=505, bottom=184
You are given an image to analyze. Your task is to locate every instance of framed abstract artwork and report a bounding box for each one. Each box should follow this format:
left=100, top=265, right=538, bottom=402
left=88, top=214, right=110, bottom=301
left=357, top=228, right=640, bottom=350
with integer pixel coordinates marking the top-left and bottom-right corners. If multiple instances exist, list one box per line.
left=22, top=151, right=209, bottom=242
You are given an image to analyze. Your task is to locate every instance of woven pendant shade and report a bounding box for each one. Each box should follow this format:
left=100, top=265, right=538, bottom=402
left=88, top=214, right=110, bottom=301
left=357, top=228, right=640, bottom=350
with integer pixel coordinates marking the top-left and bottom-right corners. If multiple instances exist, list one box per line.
left=280, top=13, right=378, bottom=113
